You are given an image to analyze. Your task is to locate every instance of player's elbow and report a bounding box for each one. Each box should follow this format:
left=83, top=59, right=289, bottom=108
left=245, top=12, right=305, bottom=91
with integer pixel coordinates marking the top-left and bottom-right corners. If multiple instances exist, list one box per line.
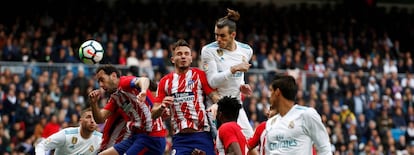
left=207, top=78, right=220, bottom=89
left=95, top=119, right=105, bottom=124
left=94, top=116, right=106, bottom=124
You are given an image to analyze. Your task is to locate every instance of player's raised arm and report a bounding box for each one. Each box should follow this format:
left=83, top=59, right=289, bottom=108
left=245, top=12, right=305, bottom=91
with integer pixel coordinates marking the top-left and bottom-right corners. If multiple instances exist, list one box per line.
left=88, top=89, right=111, bottom=124
left=134, top=77, right=150, bottom=92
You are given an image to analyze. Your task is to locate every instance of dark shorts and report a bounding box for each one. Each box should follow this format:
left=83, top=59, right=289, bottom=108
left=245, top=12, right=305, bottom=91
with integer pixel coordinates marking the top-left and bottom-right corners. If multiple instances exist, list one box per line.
left=114, top=133, right=166, bottom=155
left=171, top=131, right=215, bottom=155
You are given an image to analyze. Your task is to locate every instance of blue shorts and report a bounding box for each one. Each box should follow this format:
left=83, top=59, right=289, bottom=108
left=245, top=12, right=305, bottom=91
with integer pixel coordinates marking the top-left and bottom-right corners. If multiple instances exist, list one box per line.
left=114, top=133, right=166, bottom=155
left=171, top=131, right=215, bottom=155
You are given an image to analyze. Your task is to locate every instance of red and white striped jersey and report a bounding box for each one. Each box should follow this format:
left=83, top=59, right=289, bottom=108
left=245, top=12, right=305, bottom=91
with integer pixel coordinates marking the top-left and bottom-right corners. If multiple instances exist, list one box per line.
left=155, top=68, right=214, bottom=134
left=106, top=76, right=165, bottom=134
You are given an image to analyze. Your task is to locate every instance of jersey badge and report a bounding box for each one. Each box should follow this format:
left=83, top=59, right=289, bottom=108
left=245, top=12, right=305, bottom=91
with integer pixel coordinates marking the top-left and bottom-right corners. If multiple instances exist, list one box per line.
left=71, top=136, right=78, bottom=144
left=288, top=121, right=295, bottom=129
left=203, top=63, right=208, bottom=71
left=187, top=80, right=195, bottom=89
left=89, top=145, right=95, bottom=152
left=44, top=138, right=51, bottom=144
left=216, top=49, right=223, bottom=56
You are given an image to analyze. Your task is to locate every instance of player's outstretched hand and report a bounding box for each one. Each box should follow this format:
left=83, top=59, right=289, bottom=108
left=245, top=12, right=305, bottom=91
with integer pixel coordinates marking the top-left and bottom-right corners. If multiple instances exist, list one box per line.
left=191, top=148, right=206, bottom=155
left=137, top=91, right=147, bottom=102
left=162, top=96, right=174, bottom=106
left=240, top=84, right=252, bottom=96
left=88, top=89, right=101, bottom=105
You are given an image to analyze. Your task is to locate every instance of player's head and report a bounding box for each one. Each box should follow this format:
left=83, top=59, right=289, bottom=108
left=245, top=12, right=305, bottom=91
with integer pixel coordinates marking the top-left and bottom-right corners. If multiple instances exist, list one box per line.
left=171, top=39, right=192, bottom=72
left=269, top=74, right=298, bottom=105
left=95, top=64, right=121, bottom=94
left=217, top=96, right=241, bottom=122
left=80, top=107, right=97, bottom=132
left=215, top=8, right=239, bottom=50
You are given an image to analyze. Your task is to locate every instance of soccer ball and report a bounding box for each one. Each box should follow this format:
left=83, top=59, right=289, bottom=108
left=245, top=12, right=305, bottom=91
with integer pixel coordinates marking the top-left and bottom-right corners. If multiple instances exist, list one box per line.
left=78, top=40, right=104, bottom=64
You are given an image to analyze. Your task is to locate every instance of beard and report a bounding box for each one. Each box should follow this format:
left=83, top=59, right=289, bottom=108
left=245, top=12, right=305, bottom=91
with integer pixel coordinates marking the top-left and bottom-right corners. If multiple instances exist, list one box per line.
left=105, top=87, right=117, bottom=96
left=178, top=66, right=189, bottom=71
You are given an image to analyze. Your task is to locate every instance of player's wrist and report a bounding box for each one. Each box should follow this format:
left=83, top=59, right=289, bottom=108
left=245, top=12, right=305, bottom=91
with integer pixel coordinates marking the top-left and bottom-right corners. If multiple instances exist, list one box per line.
left=230, top=66, right=237, bottom=74
left=160, top=103, right=166, bottom=109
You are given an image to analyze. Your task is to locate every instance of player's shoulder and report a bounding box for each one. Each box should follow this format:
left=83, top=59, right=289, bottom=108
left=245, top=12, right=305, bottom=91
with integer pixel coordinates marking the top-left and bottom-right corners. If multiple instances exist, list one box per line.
left=293, top=105, right=319, bottom=117
left=236, top=41, right=253, bottom=50
left=92, top=130, right=103, bottom=138
left=219, top=121, right=240, bottom=130
left=190, top=67, right=204, bottom=73
left=266, top=114, right=279, bottom=127
left=202, top=42, right=219, bottom=51
left=120, top=75, right=135, bottom=81
left=63, top=127, right=80, bottom=135
left=159, top=72, right=174, bottom=82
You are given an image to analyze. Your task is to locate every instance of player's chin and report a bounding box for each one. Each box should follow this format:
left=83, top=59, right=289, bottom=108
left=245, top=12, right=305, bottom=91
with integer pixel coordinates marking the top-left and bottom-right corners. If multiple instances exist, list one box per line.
left=106, top=89, right=116, bottom=94
left=89, top=126, right=97, bottom=131
left=218, top=44, right=225, bottom=49
left=178, top=66, right=189, bottom=70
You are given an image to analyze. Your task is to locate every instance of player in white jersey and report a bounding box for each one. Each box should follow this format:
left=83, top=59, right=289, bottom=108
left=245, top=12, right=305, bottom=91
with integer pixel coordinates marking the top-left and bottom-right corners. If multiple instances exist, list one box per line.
left=201, top=8, right=254, bottom=143
left=265, top=74, right=332, bottom=155
left=35, top=107, right=102, bottom=155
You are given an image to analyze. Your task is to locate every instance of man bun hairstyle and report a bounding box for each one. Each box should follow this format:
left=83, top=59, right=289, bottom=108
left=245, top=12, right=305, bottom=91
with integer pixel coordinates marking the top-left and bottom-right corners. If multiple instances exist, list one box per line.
left=216, top=8, right=240, bottom=33
left=225, top=8, right=240, bottom=22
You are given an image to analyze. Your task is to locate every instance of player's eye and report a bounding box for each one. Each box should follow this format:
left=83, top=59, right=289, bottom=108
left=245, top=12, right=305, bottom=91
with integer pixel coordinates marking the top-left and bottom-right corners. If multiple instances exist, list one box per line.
left=215, top=34, right=226, bottom=38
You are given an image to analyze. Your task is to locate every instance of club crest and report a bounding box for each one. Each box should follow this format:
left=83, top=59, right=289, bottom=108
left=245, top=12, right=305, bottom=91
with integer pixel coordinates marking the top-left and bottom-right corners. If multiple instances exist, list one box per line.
left=187, top=80, right=195, bottom=89
left=203, top=63, right=208, bottom=71
left=217, top=49, right=223, bottom=56
left=71, top=137, right=78, bottom=144
left=89, top=145, right=94, bottom=152
left=44, top=138, right=52, bottom=144
left=288, top=121, right=295, bottom=129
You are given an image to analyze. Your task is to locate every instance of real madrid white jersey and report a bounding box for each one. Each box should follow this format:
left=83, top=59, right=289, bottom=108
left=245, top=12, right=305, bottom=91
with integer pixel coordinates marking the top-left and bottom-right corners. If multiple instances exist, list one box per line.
left=201, top=40, right=254, bottom=138
left=265, top=105, right=332, bottom=155
left=201, top=41, right=253, bottom=100
left=35, top=127, right=102, bottom=155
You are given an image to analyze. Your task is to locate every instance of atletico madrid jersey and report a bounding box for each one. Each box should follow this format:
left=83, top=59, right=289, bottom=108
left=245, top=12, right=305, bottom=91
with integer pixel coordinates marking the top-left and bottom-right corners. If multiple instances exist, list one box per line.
left=105, top=76, right=165, bottom=133
left=155, top=67, right=214, bottom=134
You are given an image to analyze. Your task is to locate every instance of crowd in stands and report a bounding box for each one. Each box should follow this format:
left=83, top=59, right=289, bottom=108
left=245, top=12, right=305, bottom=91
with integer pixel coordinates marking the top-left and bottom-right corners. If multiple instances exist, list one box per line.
left=1, top=0, right=414, bottom=154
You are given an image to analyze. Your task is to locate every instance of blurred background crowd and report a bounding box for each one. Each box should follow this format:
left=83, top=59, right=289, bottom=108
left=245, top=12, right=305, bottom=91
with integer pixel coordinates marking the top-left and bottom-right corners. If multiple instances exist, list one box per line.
left=1, top=0, right=414, bottom=154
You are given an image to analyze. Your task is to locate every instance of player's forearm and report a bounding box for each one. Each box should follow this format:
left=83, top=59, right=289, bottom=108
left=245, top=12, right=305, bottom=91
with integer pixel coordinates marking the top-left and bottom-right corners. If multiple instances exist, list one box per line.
left=89, top=101, right=106, bottom=124
left=206, top=70, right=233, bottom=88
left=135, top=77, right=150, bottom=92
left=151, top=103, right=165, bottom=119
left=208, top=91, right=221, bottom=104
left=226, top=143, right=243, bottom=155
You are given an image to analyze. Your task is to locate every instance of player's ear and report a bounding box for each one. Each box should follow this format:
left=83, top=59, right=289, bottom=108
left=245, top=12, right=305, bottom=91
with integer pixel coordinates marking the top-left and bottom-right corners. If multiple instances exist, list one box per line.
left=170, top=56, right=174, bottom=64
left=231, top=31, right=236, bottom=38
left=110, top=72, right=117, bottom=79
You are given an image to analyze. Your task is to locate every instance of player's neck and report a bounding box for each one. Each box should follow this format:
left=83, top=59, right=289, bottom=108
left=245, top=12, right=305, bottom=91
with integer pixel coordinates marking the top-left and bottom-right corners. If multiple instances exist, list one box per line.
left=80, top=128, right=93, bottom=139
left=279, top=101, right=295, bottom=117
left=224, top=41, right=236, bottom=51
left=176, top=67, right=190, bottom=74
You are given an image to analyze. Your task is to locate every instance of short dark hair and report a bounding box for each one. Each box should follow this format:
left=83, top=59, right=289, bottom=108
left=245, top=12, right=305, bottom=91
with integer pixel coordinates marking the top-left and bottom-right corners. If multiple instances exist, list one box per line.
left=149, top=80, right=157, bottom=92
left=215, top=8, right=240, bottom=33
left=171, top=39, right=190, bottom=52
left=80, top=107, right=92, bottom=118
left=217, top=96, right=241, bottom=121
left=95, top=64, right=120, bottom=77
left=271, top=74, right=298, bottom=101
